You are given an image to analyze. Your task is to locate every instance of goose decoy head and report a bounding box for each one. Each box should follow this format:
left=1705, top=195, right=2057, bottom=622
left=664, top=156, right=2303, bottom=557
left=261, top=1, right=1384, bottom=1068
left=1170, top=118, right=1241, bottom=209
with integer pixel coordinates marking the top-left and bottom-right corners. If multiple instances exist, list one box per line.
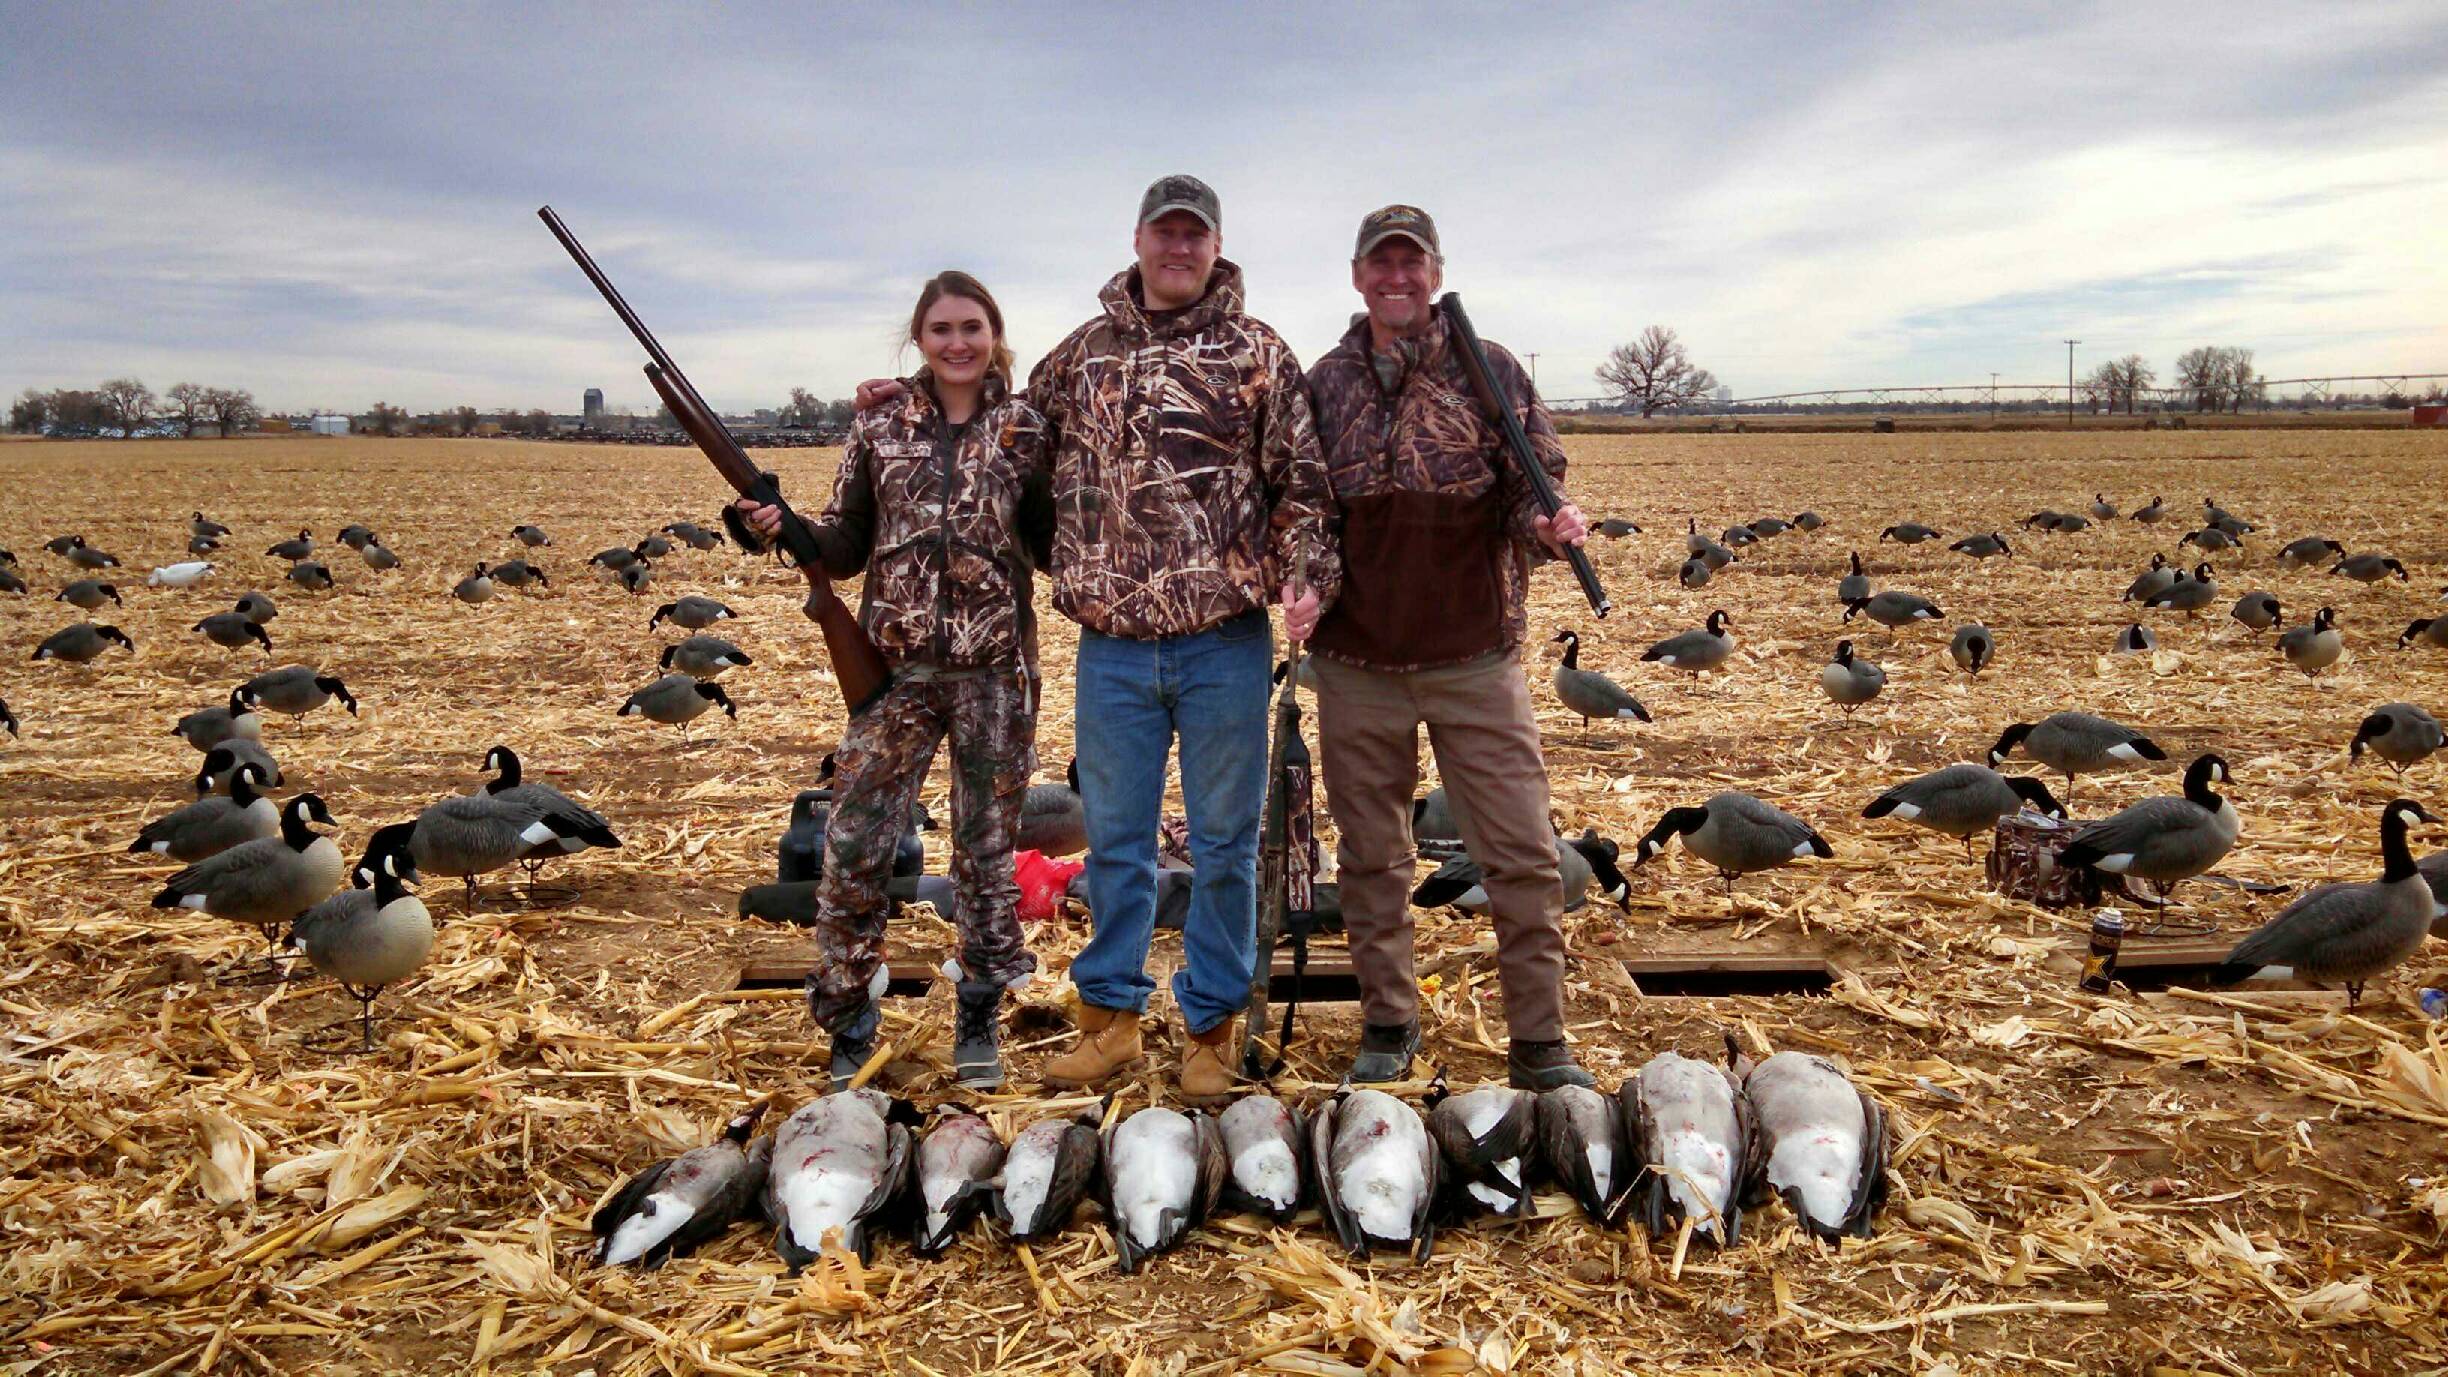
left=700, top=682, right=737, bottom=717
left=648, top=602, right=677, bottom=629
left=316, top=675, right=358, bottom=714
left=1841, top=598, right=1866, bottom=622
left=658, top=645, right=678, bottom=671
left=1848, top=551, right=1863, bottom=574
left=243, top=622, right=272, bottom=652
left=191, top=746, right=236, bottom=795
left=283, top=792, right=336, bottom=831
left=483, top=743, right=522, bottom=787
left=1987, top=722, right=2035, bottom=768
left=2351, top=712, right=2391, bottom=760
left=98, top=625, right=133, bottom=652
left=2315, top=606, right=2338, bottom=630
left=1632, top=806, right=1710, bottom=866
left=723, top=1102, right=772, bottom=1141
left=2005, top=775, right=2067, bottom=820
left=1705, top=610, right=1731, bottom=635
left=2194, top=562, right=2214, bottom=580
left=2386, top=799, right=2441, bottom=829
left=1831, top=640, right=1854, bottom=665
left=2386, top=558, right=2409, bottom=580
left=2184, top=753, right=2231, bottom=794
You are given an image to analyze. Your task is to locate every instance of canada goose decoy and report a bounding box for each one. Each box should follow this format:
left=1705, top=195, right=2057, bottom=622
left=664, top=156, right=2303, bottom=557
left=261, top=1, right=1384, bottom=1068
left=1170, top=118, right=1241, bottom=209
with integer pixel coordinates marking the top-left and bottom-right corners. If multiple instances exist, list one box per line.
left=1216, top=1095, right=1306, bottom=1224
left=190, top=512, right=230, bottom=540
left=2143, top=563, right=2218, bottom=617
left=2058, top=753, right=2240, bottom=905
left=2131, top=495, right=2168, bottom=524
left=1311, top=1088, right=1439, bottom=1262
left=620, top=561, right=654, bottom=595
left=2350, top=703, right=2443, bottom=776
left=190, top=534, right=224, bottom=555
left=288, top=853, right=433, bottom=1052
left=1750, top=516, right=1792, bottom=538
left=2089, top=494, right=2119, bottom=520
left=661, top=635, right=753, bottom=679
left=634, top=533, right=675, bottom=561
left=1987, top=710, right=2166, bottom=800
left=1556, top=629, right=1655, bottom=721
left=1412, top=828, right=1629, bottom=915
left=193, top=611, right=273, bottom=654
left=172, top=688, right=262, bottom=752
left=0, top=567, right=23, bottom=595
left=2214, top=799, right=2440, bottom=1009
left=1877, top=522, right=1942, bottom=544
left=649, top=595, right=736, bottom=631
left=2277, top=536, right=2346, bottom=569
left=619, top=673, right=734, bottom=737
left=1427, top=1083, right=1540, bottom=1217
left=42, top=535, right=84, bottom=558
left=2123, top=554, right=2177, bottom=603
left=1683, top=518, right=1711, bottom=554
left=58, top=578, right=122, bottom=610
left=590, top=544, right=642, bottom=571
left=1740, top=1050, right=1889, bottom=1241
left=235, top=590, right=276, bottom=624
left=2399, top=616, right=2448, bottom=652
left=1018, top=759, right=1087, bottom=857
left=2180, top=526, right=2240, bottom=553
left=593, top=1104, right=773, bottom=1269
left=151, top=792, right=346, bottom=958
left=491, top=558, right=548, bottom=589
left=360, top=544, right=400, bottom=571
left=2020, top=510, right=2068, bottom=532
left=132, top=758, right=279, bottom=861
left=2278, top=606, right=2343, bottom=677
left=512, top=524, right=552, bottom=547
left=1536, top=1083, right=1634, bottom=1226
left=196, top=739, right=281, bottom=794
left=910, top=1105, right=1006, bottom=1256
left=742, top=875, right=958, bottom=928
left=994, top=1103, right=1103, bottom=1244
left=144, top=560, right=213, bottom=588
left=1949, top=532, right=2011, bottom=559
left=1837, top=551, right=1870, bottom=604
left=33, top=622, right=133, bottom=663
left=288, top=560, right=335, bottom=589
left=1677, top=557, right=1711, bottom=590
left=1842, top=591, right=1943, bottom=636
left=2231, top=591, right=2282, bottom=633
left=241, top=664, right=357, bottom=718
left=65, top=544, right=121, bottom=571
left=1721, top=523, right=1759, bottom=548
left=1791, top=510, right=1827, bottom=532
left=265, top=529, right=314, bottom=561
left=1634, top=791, right=1832, bottom=897
left=1410, top=787, right=1463, bottom=854
left=452, top=563, right=495, bottom=604
left=2051, top=512, right=2092, bottom=533
left=664, top=520, right=725, bottom=551
left=388, top=786, right=611, bottom=913
left=1, top=699, right=15, bottom=736
left=1103, top=1105, right=1227, bottom=1274
left=1595, top=517, right=1640, bottom=538
left=481, top=744, right=623, bottom=878
left=1949, top=622, right=1993, bottom=677
left=2114, top=623, right=2157, bottom=655
left=2331, top=552, right=2408, bottom=584
left=1819, top=640, right=1883, bottom=715
left=764, top=1088, right=918, bottom=1270
left=1624, top=1049, right=1750, bottom=1246
left=335, top=524, right=378, bottom=551
left=1863, top=762, right=2065, bottom=859
left=1638, top=611, right=1734, bottom=674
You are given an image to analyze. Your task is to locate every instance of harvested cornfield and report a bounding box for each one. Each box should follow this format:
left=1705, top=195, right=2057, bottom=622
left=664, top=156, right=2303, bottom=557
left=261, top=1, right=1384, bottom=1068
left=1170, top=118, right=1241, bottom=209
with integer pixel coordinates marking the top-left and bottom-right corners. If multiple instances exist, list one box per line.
left=4, top=428, right=2448, bottom=1374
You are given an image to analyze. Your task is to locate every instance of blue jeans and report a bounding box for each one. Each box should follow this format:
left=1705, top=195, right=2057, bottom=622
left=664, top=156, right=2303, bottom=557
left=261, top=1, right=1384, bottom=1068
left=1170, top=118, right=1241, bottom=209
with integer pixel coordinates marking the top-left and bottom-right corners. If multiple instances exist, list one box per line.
left=1068, top=610, right=1272, bottom=1034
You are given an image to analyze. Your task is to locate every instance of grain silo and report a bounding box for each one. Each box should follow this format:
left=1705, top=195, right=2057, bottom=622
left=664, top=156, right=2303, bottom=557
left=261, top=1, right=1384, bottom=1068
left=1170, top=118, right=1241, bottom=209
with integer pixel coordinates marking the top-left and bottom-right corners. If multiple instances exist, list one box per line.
left=584, top=388, right=605, bottom=425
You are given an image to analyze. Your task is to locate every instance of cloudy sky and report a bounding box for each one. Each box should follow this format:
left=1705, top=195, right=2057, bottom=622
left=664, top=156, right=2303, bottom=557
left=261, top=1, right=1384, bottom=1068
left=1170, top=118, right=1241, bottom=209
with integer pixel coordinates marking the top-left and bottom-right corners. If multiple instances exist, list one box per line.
left=4, top=2, right=2444, bottom=414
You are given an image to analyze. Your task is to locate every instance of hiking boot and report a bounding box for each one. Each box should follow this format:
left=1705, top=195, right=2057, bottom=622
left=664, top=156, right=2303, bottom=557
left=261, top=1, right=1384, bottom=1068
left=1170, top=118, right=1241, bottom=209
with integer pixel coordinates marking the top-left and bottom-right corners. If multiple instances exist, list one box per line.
left=1507, top=1038, right=1596, bottom=1091
left=1179, top=1015, right=1239, bottom=1104
left=826, top=1000, right=881, bottom=1091
left=953, top=980, right=1005, bottom=1091
left=1041, top=1004, right=1143, bottom=1088
left=1347, top=1020, right=1420, bottom=1084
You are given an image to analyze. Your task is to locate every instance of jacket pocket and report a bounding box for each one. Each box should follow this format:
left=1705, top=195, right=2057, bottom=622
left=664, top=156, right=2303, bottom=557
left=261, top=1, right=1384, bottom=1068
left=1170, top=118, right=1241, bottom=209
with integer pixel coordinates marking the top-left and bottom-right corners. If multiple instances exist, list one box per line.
left=1313, top=489, right=1509, bottom=667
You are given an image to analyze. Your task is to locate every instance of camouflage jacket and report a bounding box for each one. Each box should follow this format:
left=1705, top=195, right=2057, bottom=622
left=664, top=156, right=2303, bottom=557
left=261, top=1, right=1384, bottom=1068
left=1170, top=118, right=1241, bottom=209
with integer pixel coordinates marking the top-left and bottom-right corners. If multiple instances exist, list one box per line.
left=812, top=375, right=1052, bottom=671
left=1026, top=259, right=1340, bottom=640
left=1305, top=312, right=1569, bottom=673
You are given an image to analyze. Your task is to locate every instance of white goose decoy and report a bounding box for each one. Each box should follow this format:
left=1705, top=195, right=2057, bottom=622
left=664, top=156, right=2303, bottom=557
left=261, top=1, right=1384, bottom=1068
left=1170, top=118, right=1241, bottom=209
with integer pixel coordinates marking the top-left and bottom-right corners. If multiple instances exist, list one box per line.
left=2216, top=799, right=2440, bottom=1010
left=147, top=560, right=216, bottom=588
left=591, top=1104, right=773, bottom=1269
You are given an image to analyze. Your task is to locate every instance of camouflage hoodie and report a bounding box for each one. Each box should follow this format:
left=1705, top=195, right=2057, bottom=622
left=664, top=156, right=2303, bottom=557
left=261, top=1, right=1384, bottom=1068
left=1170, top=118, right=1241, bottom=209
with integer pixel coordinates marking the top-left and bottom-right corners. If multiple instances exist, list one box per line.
left=811, top=375, right=1052, bottom=671
left=1306, top=311, right=1569, bottom=673
left=1026, top=259, right=1340, bottom=640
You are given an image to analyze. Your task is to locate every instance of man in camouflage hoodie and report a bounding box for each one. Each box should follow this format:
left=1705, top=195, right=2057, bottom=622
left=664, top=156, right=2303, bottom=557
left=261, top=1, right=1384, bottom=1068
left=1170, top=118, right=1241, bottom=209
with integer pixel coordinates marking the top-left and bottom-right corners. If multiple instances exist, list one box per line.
left=1305, top=205, right=1596, bottom=1091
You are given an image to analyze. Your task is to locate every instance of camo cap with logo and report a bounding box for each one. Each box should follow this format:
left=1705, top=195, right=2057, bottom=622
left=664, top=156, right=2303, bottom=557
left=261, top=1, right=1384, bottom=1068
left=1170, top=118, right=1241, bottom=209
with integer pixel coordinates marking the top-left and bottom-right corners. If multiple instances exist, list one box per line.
left=1137, top=174, right=1220, bottom=230
left=1353, top=204, right=1440, bottom=260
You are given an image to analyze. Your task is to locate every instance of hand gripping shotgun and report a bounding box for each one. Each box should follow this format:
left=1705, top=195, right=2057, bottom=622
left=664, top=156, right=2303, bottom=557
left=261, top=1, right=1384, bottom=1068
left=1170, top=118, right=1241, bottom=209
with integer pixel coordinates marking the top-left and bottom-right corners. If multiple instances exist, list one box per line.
left=1438, top=293, right=1610, bottom=618
left=539, top=206, right=892, bottom=714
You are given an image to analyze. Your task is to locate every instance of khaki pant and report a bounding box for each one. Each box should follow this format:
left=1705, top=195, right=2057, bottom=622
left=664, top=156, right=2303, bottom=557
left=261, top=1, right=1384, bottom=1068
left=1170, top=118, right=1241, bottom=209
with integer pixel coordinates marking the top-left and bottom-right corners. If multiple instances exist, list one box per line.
left=1311, top=649, right=1566, bottom=1041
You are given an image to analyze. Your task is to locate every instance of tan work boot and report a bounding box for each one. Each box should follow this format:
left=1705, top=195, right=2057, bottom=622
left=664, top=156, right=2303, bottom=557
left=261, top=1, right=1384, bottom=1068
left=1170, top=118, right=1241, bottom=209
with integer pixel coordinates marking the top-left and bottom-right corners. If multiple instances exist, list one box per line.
left=1177, top=1016, right=1239, bottom=1105
left=1041, top=1004, right=1143, bottom=1088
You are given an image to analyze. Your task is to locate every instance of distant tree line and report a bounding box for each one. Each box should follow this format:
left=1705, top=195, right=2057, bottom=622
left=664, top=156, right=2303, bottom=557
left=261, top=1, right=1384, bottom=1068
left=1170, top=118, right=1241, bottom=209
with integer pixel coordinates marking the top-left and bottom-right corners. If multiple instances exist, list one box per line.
left=10, top=380, right=260, bottom=437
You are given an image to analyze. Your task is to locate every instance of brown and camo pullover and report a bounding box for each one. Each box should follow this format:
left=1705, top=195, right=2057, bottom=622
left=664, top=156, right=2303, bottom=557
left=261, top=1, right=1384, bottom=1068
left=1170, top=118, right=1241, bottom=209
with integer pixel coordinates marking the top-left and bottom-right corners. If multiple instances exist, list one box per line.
left=809, top=375, right=1053, bottom=672
left=1025, top=259, right=1340, bottom=640
left=1305, top=312, right=1569, bottom=673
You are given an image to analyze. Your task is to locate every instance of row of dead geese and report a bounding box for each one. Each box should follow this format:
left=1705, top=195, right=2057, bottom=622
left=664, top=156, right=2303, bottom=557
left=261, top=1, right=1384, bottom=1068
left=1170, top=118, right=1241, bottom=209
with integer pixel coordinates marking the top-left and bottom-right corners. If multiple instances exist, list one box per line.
left=590, top=1046, right=1888, bottom=1273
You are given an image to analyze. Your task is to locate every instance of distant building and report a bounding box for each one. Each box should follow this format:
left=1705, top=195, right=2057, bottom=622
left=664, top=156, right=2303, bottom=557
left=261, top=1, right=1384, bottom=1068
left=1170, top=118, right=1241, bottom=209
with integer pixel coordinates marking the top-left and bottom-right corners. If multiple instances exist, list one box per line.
left=583, top=388, right=605, bottom=425
left=308, top=415, right=350, bottom=436
left=1714, top=385, right=1733, bottom=406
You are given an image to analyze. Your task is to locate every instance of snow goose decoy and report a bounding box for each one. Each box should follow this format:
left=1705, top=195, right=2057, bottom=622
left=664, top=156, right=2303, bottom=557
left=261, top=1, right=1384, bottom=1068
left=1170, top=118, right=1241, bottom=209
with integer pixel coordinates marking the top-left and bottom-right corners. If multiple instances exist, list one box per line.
left=1836, top=551, right=1870, bottom=604
left=57, top=578, right=122, bottom=610
left=2057, top=752, right=2240, bottom=906
left=33, top=622, right=133, bottom=663
left=240, top=664, right=357, bottom=718
left=192, top=611, right=272, bottom=654
left=151, top=791, right=346, bottom=961
left=1638, top=611, right=1734, bottom=675
left=511, top=524, right=552, bottom=547
left=1987, top=710, right=2165, bottom=801
left=172, top=688, right=262, bottom=752
left=1842, top=590, right=1943, bottom=638
left=1862, top=762, right=2065, bottom=859
left=265, top=529, right=314, bottom=561
left=1878, top=522, right=1942, bottom=544
left=2142, top=562, right=2217, bottom=617
left=2276, top=536, right=2345, bottom=569
left=618, top=673, right=734, bottom=738
left=1949, top=532, right=2011, bottom=559
left=1311, top=1088, right=1439, bottom=1261
left=2215, top=799, right=2440, bottom=1009
left=1537, top=1083, right=1634, bottom=1226
left=2331, top=552, right=2408, bottom=584
left=1216, top=1095, right=1306, bottom=1225
left=2278, top=606, right=2343, bottom=677
left=2350, top=703, right=2443, bottom=776
left=911, top=1106, right=1006, bottom=1256
left=1740, top=1050, right=1889, bottom=1241
left=2113, top=623, right=2157, bottom=655
left=2231, top=590, right=2282, bottom=633
left=1623, top=1048, right=1751, bottom=1247
left=451, top=562, right=495, bottom=604
left=649, top=595, right=736, bottom=631
left=1555, top=629, right=1655, bottom=722
left=1819, top=640, right=1884, bottom=715
left=131, top=758, right=279, bottom=861
left=1633, top=791, right=1831, bottom=897
left=764, top=1088, right=918, bottom=1270
left=2122, top=554, right=2177, bottom=604
left=1103, top=1105, right=1226, bottom=1273
left=288, top=852, right=433, bottom=1052
left=480, top=744, right=623, bottom=880
left=1949, top=622, right=1993, bottom=677
left=660, top=635, right=753, bottom=679
left=287, top=560, right=335, bottom=590
left=592, top=1103, right=773, bottom=1268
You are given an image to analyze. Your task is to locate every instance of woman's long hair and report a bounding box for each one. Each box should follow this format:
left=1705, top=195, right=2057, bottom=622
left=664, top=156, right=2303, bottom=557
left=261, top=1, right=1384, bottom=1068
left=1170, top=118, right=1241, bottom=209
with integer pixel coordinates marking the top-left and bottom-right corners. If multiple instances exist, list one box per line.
left=908, top=270, right=1014, bottom=392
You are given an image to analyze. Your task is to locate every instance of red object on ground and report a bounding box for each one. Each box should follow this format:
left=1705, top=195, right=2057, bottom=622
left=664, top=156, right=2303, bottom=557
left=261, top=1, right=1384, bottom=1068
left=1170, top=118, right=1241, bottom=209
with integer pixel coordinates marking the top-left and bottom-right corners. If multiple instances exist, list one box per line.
left=1013, top=849, right=1087, bottom=923
left=2414, top=404, right=2446, bottom=428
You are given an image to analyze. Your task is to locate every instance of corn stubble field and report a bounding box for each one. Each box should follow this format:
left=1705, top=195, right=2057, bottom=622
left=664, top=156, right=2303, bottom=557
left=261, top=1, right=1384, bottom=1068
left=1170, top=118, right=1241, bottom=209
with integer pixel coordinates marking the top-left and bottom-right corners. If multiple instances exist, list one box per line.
left=5, top=428, right=2448, bottom=1375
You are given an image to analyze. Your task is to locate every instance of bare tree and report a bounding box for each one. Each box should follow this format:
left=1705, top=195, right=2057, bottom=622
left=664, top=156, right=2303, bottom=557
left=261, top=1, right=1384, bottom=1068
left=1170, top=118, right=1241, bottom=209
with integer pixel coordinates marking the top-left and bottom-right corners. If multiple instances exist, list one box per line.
left=2175, top=345, right=2259, bottom=413
left=167, top=382, right=209, bottom=437
left=1596, top=327, right=1719, bottom=418
left=2220, top=347, right=2260, bottom=413
left=365, top=402, right=407, bottom=437
left=823, top=398, right=856, bottom=428
left=203, top=388, right=260, bottom=437
left=9, top=390, right=47, bottom=433
left=450, top=405, right=480, bottom=436
left=524, top=409, right=553, bottom=437
left=786, top=387, right=821, bottom=427
left=97, top=377, right=155, bottom=437
left=44, top=389, right=109, bottom=434
left=2085, top=355, right=2157, bottom=414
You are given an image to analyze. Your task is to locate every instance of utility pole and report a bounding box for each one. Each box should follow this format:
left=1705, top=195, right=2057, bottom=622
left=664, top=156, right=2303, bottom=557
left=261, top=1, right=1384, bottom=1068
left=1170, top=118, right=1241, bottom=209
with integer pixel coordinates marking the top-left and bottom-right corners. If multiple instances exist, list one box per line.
left=1990, top=371, right=1999, bottom=421
left=1525, top=353, right=1539, bottom=387
left=2064, top=340, right=2080, bottom=428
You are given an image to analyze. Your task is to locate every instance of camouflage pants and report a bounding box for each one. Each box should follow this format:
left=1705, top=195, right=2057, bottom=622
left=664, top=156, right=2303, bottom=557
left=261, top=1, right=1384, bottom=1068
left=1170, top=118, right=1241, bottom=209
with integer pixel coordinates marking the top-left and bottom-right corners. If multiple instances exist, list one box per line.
left=805, top=667, right=1038, bottom=1031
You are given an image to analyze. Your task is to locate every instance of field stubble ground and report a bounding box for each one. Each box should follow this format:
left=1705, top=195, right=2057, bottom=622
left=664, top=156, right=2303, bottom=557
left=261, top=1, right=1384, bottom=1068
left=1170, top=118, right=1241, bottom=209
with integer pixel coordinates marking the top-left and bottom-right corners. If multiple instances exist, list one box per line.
left=3, top=429, right=2448, bottom=1374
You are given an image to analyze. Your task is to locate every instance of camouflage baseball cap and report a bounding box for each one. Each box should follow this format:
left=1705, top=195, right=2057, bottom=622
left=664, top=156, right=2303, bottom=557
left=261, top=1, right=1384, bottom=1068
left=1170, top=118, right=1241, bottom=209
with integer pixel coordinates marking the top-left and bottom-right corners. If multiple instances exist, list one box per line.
left=1354, top=204, right=1440, bottom=259
left=1137, top=174, right=1220, bottom=230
